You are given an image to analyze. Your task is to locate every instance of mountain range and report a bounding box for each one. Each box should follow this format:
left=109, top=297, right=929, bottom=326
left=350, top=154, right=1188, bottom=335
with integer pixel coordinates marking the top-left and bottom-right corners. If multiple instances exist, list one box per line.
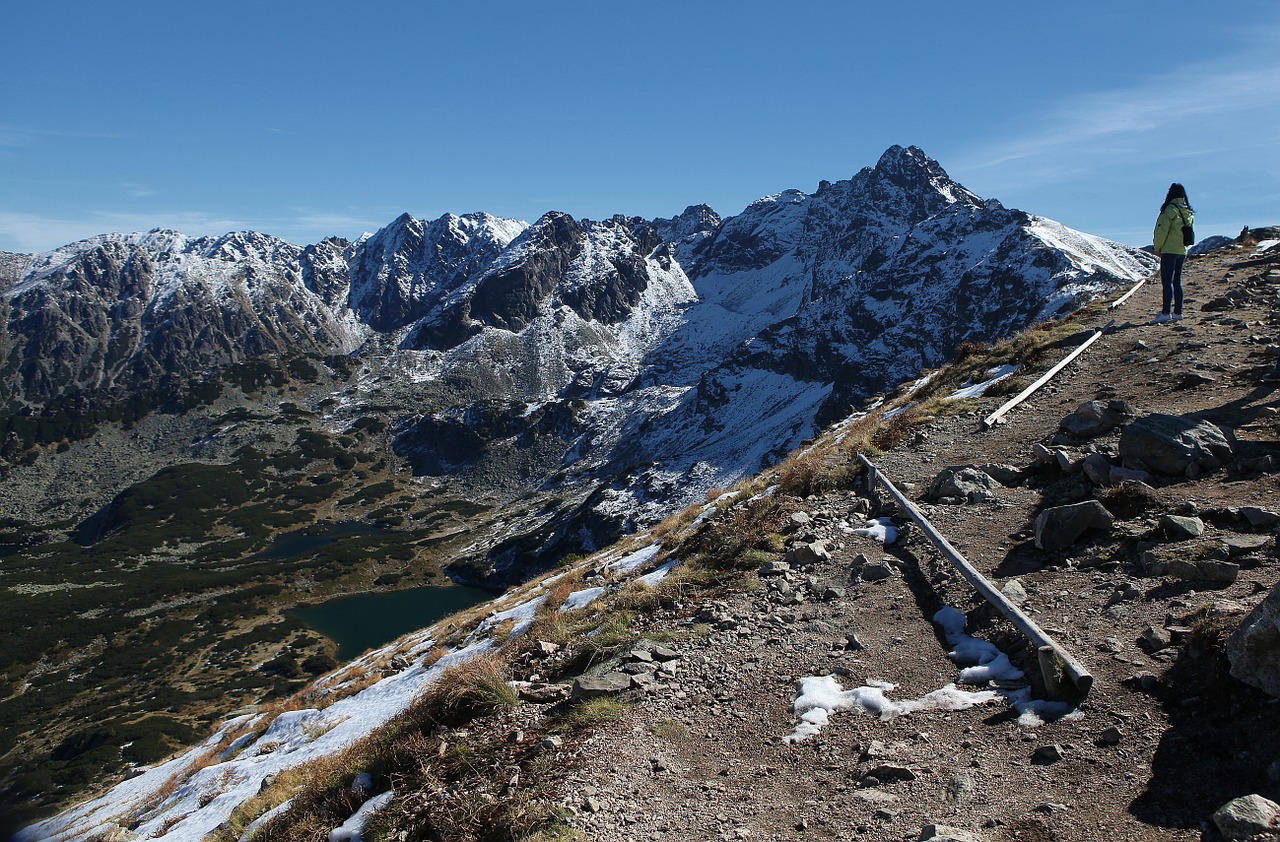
left=0, top=145, right=1153, bottom=583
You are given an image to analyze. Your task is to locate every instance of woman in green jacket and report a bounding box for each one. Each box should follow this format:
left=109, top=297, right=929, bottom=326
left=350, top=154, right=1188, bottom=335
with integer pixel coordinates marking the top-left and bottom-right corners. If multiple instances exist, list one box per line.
left=1151, top=182, right=1194, bottom=323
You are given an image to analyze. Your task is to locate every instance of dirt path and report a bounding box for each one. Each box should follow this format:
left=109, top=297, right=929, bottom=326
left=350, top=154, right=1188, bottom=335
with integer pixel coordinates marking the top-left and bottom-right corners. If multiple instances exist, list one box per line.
left=559, top=243, right=1280, bottom=842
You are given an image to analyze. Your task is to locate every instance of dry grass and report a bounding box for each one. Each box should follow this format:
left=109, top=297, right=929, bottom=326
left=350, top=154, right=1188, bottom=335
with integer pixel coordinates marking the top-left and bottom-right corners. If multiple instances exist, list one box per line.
left=410, top=652, right=518, bottom=724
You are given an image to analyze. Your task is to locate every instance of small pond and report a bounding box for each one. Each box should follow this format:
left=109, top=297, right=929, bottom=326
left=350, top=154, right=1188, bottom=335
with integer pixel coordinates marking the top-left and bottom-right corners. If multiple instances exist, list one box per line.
left=255, top=520, right=384, bottom=560
left=292, top=584, right=492, bottom=661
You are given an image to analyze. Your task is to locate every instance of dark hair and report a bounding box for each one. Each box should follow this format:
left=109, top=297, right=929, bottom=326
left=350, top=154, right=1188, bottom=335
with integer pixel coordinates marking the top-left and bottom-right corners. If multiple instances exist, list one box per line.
left=1162, top=182, right=1193, bottom=212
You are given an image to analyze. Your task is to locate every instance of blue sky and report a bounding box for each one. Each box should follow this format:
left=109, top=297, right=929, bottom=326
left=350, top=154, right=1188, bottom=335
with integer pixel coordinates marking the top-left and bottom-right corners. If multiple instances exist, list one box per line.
left=2, top=1, right=1278, bottom=253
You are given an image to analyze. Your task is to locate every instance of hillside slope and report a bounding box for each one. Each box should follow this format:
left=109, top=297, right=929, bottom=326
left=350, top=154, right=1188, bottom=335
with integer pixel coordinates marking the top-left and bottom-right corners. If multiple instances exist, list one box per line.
left=18, top=234, right=1280, bottom=842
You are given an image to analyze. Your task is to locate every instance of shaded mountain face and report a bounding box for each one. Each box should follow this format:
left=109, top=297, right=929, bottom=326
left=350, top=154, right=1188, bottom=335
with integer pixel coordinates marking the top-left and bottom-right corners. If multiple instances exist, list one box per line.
left=0, top=145, right=1153, bottom=583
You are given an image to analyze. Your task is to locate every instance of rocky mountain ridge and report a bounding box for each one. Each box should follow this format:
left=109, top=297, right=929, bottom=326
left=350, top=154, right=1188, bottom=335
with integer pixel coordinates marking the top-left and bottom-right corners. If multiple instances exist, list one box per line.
left=1, top=146, right=1153, bottom=583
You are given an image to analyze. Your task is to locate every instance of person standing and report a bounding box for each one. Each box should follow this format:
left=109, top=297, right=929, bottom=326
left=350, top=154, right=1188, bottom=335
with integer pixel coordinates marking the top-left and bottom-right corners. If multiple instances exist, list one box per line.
left=1151, top=183, right=1194, bottom=323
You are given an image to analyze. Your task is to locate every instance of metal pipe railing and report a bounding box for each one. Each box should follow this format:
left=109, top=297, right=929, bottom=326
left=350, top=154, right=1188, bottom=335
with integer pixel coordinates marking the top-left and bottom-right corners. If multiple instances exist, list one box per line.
left=980, top=321, right=1113, bottom=430
left=858, top=454, right=1093, bottom=700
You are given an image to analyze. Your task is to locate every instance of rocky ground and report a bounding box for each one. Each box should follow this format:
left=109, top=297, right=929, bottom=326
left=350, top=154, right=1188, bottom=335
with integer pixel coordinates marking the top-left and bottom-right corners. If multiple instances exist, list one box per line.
left=549, top=240, right=1280, bottom=841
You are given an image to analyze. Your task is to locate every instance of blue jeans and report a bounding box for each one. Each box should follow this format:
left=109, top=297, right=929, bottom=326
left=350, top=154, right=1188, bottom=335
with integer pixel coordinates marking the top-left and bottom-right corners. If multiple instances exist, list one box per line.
left=1160, top=253, right=1185, bottom=315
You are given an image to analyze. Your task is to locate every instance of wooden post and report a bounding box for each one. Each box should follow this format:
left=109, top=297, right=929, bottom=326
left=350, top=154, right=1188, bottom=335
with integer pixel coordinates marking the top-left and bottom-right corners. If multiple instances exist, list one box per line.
left=857, top=454, right=1093, bottom=700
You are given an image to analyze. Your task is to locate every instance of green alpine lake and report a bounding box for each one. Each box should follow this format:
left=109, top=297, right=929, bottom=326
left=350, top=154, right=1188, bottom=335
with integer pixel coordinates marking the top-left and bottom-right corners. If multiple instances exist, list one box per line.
left=292, top=584, right=493, bottom=661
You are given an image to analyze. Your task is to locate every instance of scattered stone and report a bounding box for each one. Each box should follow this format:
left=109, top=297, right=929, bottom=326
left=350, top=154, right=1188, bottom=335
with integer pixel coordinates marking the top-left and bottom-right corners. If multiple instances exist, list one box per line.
left=863, top=764, right=917, bottom=783
left=1165, top=558, right=1240, bottom=585
left=786, top=541, right=830, bottom=566
left=1138, top=625, right=1172, bottom=653
left=919, top=823, right=984, bottom=842
left=572, top=672, right=634, bottom=699
left=539, top=736, right=564, bottom=752
left=1000, top=579, right=1028, bottom=607
left=1030, top=744, right=1063, bottom=765
left=1160, top=514, right=1205, bottom=539
left=1212, top=793, right=1280, bottom=840
left=1033, top=500, right=1115, bottom=550
left=1227, top=581, right=1280, bottom=697
left=1221, top=534, right=1272, bottom=557
left=861, top=562, right=895, bottom=582
left=583, top=795, right=605, bottom=813
left=1118, top=413, right=1234, bottom=477
left=976, top=463, right=1026, bottom=486
left=925, top=466, right=998, bottom=504
left=1059, top=399, right=1134, bottom=438
left=758, top=560, right=792, bottom=577
left=1241, top=506, right=1280, bottom=527
left=845, top=633, right=866, bottom=651
left=1098, top=726, right=1123, bottom=746
left=650, top=645, right=681, bottom=662
left=1081, top=453, right=1114, bottom=486
left=789, top=512, right=813, bottom=529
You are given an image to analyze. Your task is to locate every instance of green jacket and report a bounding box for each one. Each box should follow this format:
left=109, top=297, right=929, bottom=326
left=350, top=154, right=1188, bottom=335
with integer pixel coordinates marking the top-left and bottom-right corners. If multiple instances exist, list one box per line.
left=1153, top=199, right=1194, bottom=256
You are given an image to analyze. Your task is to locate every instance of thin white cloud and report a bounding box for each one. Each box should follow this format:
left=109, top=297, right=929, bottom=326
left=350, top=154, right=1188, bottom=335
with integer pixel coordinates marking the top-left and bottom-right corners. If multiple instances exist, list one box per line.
left=120, top=183, right=159, bottom=199
left=954, top=29, right=1280, bottom=185
left=0, top=122, right=130, bottom=148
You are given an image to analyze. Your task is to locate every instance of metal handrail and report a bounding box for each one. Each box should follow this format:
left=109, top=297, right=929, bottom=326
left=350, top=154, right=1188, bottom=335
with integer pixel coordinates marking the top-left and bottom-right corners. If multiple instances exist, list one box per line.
left=858, top=454, right=1093, bottom=700
left=979, top=321, right=1113, bottom=430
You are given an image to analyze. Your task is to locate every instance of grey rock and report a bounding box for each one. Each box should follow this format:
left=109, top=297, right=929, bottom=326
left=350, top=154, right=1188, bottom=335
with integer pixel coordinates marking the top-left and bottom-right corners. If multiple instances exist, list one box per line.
left=1081, top=452, right=1114, bottom=486
left=1031, top=744, right=1063, bottom=764
left=1221, top=534, right=1272, bottom=557
left=1118, top=413, right=1234, bottom=477
left=786, top=541, right=830, bottom=566
left=649, top=645, right=681, bottom=662
left=1109, top=465, right=1152, bottom=484
left=1033, top=500, right=1115, bottom=550
left=926, top=466, right=998, bottom=504
left=1241, top=506, right=1280, bottom=527
left=1165, top=558, right=1239, bottom=584
left=863, top=763, right=916, bottom=783
left=1000, top=579, right=1028, bottom=607
left=1227, top=581, right=1280, bottom=697
left=572, top=672, right=634, bottom=699
left=1059, top=399, right=1134, bottom=438
left=789, top=511, right=813, bottom=528
left=920, top=823, right=984, bottom=842
left=1138, top=624, right=1172, bottom=652
left=976, top=463, right=1026, bottom=486
left=1212, top=793, right=1280, bottom=840
left=758, top=559, right=792, bottom=576
left=1160, top=514, right=1205, bottom=539
left=862, top=562, right=895, bottom=582
left=1098, top=726, right=1123, bottom=746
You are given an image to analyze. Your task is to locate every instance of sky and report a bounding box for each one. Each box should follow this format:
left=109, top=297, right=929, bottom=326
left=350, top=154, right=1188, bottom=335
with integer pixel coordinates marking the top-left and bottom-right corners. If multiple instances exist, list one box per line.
left=3, top=1, right=1278, bottom=254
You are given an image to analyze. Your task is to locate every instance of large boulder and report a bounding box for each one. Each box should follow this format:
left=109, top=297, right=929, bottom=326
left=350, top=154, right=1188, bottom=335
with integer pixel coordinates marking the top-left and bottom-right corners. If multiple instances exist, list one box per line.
left=1033, top=501, right=1115, bottom=550
left=1226, top=582, right=1280, bottom=697
left=1212, top=793, right=1280, bottom=840
left=1118, top=413, right=1233, bottom=477
left=1059, top=399, right=1134, bottom=438
left=926, top=466, right=998, bottom=503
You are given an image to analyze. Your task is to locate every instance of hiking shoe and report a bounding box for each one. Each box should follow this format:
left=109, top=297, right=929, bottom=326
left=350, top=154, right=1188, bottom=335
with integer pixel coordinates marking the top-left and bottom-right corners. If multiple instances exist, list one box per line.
left=1264, top=372, right=1280, bottom=383
left=1171, top=313, right=1183, bottom=321
left=1151, top=313, right=1172, bottom=324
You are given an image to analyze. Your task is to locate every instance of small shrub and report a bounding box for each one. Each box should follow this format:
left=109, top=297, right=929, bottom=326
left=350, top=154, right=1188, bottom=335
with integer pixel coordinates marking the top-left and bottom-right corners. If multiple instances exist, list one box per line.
left=554, top=697, right=630, bottom=731
left=410, top=653, right=517, bottom=724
